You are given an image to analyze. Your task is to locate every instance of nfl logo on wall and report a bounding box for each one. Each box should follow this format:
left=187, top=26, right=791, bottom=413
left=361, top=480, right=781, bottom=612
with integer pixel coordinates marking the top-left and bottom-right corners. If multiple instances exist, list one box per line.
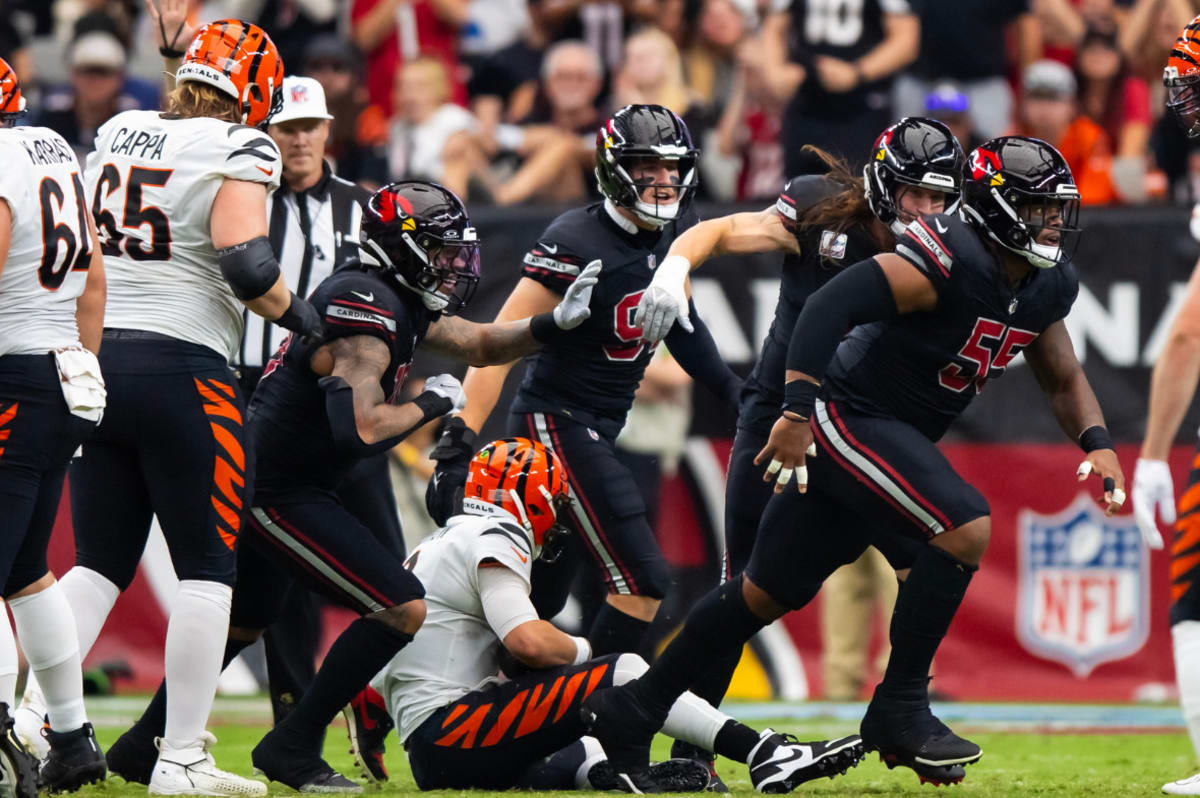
left=1016, top=493, right=1149, bottom=677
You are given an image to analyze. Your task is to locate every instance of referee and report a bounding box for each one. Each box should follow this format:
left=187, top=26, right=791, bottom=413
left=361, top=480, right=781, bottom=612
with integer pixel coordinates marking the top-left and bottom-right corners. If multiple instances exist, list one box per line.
left=238, top=76, right=406, bottom=751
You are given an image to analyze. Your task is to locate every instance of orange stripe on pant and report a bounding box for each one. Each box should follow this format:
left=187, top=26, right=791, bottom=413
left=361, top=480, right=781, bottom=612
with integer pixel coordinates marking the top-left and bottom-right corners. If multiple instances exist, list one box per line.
left=0, top=402, right=16, bottom=459
left=435, top=703, right=493, bottom=748
left=196, top=380, right=244, bottom=552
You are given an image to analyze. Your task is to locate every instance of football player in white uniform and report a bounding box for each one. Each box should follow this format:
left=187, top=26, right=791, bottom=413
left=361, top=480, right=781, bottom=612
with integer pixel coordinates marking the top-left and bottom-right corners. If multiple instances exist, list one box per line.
left=17, top=19, right=321, bottom=797
left=0, top=57, right=108, bottom=796
left=371, top=438, right=865, bottom=793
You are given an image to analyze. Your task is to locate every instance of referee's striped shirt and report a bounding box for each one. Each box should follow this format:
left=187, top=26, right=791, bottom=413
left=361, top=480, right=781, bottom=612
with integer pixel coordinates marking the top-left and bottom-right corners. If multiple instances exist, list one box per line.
left=238, top=161, right=370, bottom=387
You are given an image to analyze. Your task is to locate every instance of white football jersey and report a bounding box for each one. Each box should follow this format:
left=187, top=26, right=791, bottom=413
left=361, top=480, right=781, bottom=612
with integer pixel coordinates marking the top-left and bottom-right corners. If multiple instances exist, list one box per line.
left=372, top=514, right=534, bottom=744
left=0, top=126, right=92, bottom=356
left=85, top=110, right=282, bottom=361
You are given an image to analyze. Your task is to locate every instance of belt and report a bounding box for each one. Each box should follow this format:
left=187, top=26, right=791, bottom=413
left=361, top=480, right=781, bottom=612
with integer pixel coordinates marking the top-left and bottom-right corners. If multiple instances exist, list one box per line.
left=102, top=328, right=178, bottom=342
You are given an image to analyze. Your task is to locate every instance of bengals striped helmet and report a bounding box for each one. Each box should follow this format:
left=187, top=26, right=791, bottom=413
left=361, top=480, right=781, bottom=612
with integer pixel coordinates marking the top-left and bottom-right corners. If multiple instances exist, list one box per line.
left=462, top=438, right=571, bottom=560
left=1166, top=15, right=1200, bottom=137
left=176, top=19, right=283, bottom=128
left=0, top=58, right=25, bottom=123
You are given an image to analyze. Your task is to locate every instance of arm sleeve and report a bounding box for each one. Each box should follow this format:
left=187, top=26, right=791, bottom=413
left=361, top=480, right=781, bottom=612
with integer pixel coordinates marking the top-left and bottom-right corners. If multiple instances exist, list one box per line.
left=664, top=302, right=743, bottom=409
left=784, top=258, right=899, bottom=379
left=478, top=565, right=539, bottom=641
left=216, top=125, right=282, bottom=190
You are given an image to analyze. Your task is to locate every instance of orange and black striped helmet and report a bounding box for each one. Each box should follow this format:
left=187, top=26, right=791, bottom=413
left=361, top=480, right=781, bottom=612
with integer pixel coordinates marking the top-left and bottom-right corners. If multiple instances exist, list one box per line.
left=0, top=57, right=25, bottom=122
left=176, top=19, right=283, bottom=128
left=1166, top=15, right=1200, bottom=137
left=462, top=438, right=571, bottom=559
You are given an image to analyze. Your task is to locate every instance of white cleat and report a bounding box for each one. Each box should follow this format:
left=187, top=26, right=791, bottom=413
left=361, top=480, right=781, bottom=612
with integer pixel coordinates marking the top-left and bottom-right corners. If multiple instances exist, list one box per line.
left=148, top=733, right=267, bottom=796
left=13, top=687, right=48, bottom=762
left=1165, top=774, right=1200, bottom=794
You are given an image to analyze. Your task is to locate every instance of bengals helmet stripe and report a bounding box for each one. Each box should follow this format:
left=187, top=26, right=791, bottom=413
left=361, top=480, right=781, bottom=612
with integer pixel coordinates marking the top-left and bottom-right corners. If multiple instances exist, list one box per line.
left=0, top=57, right=25, bottom=118
left=463, top=437, right=570, bottom=557
left=177, top=19, right=283, bottom=128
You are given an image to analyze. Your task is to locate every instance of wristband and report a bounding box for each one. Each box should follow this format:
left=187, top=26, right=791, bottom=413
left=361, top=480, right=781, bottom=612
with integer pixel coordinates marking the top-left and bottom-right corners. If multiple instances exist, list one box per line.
left=413, top=390, right=453, bottom=423
left=1078, top=425, right=1113, bottom=453
left=570, top=635, right=591, bottom=665
left=530, top=312, right=559, bottom=342
left=160, top=46, right=186, bottom=58
left=782, top=378, right=819, bottom=420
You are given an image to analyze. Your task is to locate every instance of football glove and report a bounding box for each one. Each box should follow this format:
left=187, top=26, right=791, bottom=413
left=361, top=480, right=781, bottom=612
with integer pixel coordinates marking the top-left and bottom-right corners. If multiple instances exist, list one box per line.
left=553, top=259, right=601, bottom=330
left=424, top=416, right=475, bottom=525
left=1132, top=458, right=1172, bottom=550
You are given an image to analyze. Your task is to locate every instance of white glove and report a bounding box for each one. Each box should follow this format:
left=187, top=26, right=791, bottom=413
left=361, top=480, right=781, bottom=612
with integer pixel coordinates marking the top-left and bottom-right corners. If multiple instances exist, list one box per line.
left=633, top=254, right=692, bottom=343
left=1132, top=457, right=1173, bottom=550
left=553, top=259, right=601, bottom=330
left=422, top=373, right=466, bottom=414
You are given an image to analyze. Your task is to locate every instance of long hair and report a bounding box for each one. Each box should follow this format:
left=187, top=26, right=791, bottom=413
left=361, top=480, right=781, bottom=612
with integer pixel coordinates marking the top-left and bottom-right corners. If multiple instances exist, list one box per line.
left=794, top=145, right=879, bottom=238
left=164, top=81, right=240, bottom=123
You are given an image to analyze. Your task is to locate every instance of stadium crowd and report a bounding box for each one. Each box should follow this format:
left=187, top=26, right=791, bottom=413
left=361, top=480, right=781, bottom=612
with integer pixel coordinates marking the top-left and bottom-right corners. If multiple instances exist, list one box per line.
left=4, top=0, right=1200, bottom=208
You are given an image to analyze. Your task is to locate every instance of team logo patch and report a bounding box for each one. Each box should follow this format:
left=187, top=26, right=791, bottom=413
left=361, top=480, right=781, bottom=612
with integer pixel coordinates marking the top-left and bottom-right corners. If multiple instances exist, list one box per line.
left=1016, top=493, right=1149, bottom=677
left=290, top=85, right=309, bottom=104
left=818, top=230, right=847, bottom=259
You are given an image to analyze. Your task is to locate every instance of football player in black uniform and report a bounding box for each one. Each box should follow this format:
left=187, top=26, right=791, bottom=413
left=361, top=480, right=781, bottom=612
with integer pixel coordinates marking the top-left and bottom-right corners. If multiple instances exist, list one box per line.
left=636, top=117, right=964, bottom=777
left=581, top=137, right=1125, bottom=788
left=425, top=105, right=742, bottom=660
left=102, top=181, right=599, bottom=792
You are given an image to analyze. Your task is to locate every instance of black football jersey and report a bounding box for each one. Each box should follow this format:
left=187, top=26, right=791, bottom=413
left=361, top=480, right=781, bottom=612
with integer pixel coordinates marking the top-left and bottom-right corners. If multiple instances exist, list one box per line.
left=825, top=213, right=1079, bottom=441
left=741, top=175, right=884, bottom=433
left=512, top=202, right=699, bottom=439
left=249, top=266, right=437, bottom=494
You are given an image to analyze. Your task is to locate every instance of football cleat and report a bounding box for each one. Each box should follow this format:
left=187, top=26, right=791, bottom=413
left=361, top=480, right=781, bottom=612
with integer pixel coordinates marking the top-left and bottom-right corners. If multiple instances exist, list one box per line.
left=251, top=728, right=361, bottom=794
left=588, top=758, right=711, bottom=792
left=1164, top=773, right=1200, bottom=794
left=669, top=740, right=728, bottom=793
left=149, top=733, right=267, bottom=796
left=580, top=685, right=663, bottom=793
left=747, top=730, right=864, bottom=793
left=0, top=703, right=39, bottom=798
left=860, top=690, right=980, bottom=787
left=342, top=687, right=393, bottom=783
left=104, top=724, right=158, bottom=785
left=13, top=693, right=47, bottom=762
left=40, top=723, right=106, bottom=792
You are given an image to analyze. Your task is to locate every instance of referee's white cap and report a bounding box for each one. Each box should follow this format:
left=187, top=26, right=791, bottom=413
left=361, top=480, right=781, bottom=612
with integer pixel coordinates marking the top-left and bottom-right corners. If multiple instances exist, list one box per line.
left=271, top=76, right=334, bottom=125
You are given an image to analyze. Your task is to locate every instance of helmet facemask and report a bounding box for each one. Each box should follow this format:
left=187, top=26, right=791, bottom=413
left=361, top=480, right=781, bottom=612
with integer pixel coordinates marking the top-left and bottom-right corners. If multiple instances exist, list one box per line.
left=970, top=186, right=1081, bottom=269
left=360, top=211, right=481, bottom=314
left=1166, top=69, right=1200, bottom=139
left=865, top=163, right=961, bottom=236
left=611, top=151, right=698, bottom=228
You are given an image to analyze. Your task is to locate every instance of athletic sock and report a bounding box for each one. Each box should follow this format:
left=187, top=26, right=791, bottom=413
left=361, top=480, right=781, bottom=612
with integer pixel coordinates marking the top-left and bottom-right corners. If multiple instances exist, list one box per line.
left=1174, top=621, right=1200, bottom=760
left=629, top=578, right=767, bottom=719
left=272, top=617, right=413, bottom=755
left=9, top=583, right=87, bottom=731
left=713, top=719, right=761, bottom=764
left=879, top=546, right=974, bottom=698
left=162, top=580, right=232, bottom=746
left=0, top=612, right=16, bottom=708
left=588, top=602, right=651, bottom=657
left=131, top=636, right=252, bottom=740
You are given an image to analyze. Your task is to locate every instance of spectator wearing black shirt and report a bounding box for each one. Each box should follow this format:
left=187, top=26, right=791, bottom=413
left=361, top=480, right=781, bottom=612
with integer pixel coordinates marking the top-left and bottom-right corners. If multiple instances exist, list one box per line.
left=894, top=0, right=1036, bottom=139
left=763, top=0, right=919, bottom=176
left=467, top=0, right=556, bottom=130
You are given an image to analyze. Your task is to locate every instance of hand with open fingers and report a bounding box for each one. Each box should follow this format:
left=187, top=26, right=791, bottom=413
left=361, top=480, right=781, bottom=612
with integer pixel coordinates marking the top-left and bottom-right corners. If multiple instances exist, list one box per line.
left=553, top=260, right=601, bottom=330
left=754, top=412, right=818, bottom=494
left=145, top=0, right=195, bottom=55
left=1132, top=458, right=1173, bottom=550
left=634, top=254, right=692, bottom=342
left=1076, top=448, right=1126, bottom=517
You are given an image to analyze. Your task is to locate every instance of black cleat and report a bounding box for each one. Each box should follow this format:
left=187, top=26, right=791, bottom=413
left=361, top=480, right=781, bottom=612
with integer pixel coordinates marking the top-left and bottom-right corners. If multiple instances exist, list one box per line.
left=747, top=730, right=864, bottom=793
left=588, top=759, right=712, bottom=792
left=860, top=690, right=980, bottom=787
left=580, top=684, right=664, bottom=793
left=251, top=729, right=362, bottom=794
left=670, top=740, right=728, bottom=793
left=104, top=725, right=157, bottom=785
left=342, top=687, right=392, bottom=783
left=0, top=703, right=39, bottom=798
left=40, top=723, right=106, bottom=792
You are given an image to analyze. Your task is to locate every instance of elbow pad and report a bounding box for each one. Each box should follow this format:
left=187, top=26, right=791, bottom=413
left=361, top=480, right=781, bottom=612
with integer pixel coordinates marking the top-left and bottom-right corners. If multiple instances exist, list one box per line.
left=319, top=376, right=403, bottom=458
left=218, top=236, right=281, bottom=301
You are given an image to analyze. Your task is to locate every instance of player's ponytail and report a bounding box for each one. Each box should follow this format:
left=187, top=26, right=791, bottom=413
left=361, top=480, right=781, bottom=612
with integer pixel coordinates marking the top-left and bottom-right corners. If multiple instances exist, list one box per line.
left=164, top=81, right=241, bottom=124
left=795, top=145, right=879, bottom=240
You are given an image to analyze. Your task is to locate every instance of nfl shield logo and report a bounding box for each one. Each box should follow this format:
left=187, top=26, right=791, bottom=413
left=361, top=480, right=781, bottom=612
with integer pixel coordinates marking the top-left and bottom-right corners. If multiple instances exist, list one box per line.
left=291, top=85, right=309, bottom=104
left=1016, top=493, right=1149, bottom=677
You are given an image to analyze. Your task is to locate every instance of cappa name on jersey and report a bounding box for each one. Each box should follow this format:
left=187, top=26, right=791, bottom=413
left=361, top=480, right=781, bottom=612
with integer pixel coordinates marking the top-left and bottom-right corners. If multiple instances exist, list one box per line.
left=20, top=136, right=75, bottom=166
left=107, top=127, right=167, bottom=160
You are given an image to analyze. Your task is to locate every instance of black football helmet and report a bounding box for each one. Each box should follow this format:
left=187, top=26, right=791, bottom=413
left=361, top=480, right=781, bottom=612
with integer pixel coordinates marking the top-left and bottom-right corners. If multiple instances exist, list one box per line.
left=960, top=136, right=1081, bottom=270
left=863, top=117, right=964, bottom=236
left=359, top=181, right=480, bottom=314
left=595, top=104, right=699, bottom=228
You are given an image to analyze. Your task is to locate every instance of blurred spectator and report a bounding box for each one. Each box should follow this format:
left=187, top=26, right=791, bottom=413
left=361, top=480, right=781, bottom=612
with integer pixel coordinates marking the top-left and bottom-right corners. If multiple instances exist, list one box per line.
left=467, top=0, right=555, bottom=128
left=713, top=38, right=785, bottom=201
left=386, top=55, right=477, bottom=184
left=612, top=26, right=710, bottom=142
left=524, top=40, right=605, bottom=135
left=244, top=0, right=339, bottom=78
left=683, top=0, right=752, bottom=111
left=350, top=0, right=469, bottom=116
left=1119, top=0, right=1194, bottom=87
left=895, top=0, right=1037, bottom=140
left=539, top=0, right=659, bottom=71
left=764, top=0, right=919, bottom=176
left=33, top=28, right=151, bottom=160
left=459, top=0, right=529, bottom=65
left=303, top=35, right=390, bottom=187
left=1019, top=59, right=1118, bottom=204
left=923, top=83, right=983, bottom=153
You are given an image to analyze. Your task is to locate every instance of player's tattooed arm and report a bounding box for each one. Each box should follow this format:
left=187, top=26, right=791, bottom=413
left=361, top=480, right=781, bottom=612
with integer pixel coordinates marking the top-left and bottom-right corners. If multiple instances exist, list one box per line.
left=319, top=335, right=429, bottom=446
left=425, top=314, right=541, bottom=367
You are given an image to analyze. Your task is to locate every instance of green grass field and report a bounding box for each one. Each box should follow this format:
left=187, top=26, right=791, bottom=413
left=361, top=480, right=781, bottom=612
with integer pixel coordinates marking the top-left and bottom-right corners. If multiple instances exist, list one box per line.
left=62, top=699, right=1200, bottom=797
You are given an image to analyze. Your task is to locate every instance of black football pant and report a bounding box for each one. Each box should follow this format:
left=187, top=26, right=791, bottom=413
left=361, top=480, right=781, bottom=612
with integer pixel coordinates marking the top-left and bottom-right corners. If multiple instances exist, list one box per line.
left=1171, top=439, right=1200, bottom=627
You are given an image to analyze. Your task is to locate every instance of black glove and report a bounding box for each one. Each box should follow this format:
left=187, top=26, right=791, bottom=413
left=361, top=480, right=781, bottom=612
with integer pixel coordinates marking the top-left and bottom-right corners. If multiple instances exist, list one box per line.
left=424, top=416, right=476, bottom=525
left=276, top=292, right=324, bottom=347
